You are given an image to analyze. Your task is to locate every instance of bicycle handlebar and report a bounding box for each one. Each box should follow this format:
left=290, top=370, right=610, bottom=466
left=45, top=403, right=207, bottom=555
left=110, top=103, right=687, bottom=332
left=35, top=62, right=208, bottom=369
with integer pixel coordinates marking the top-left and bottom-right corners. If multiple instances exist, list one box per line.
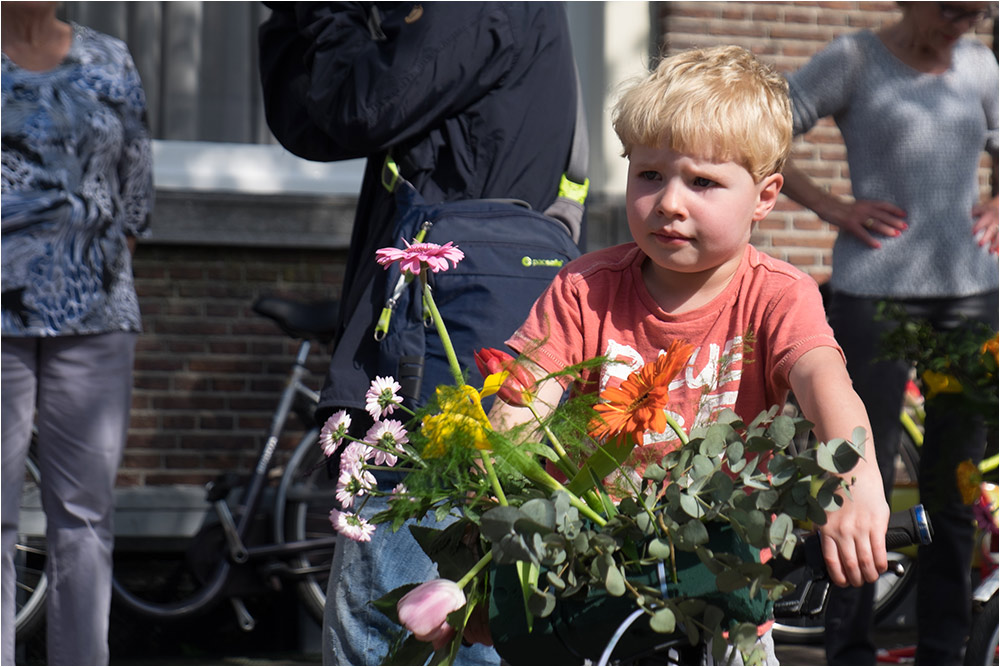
left=773, top=504, right=933, bottom=580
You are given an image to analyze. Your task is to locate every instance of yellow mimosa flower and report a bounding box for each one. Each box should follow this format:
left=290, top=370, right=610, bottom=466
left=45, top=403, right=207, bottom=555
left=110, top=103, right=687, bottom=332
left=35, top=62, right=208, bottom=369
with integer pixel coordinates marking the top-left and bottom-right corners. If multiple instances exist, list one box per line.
left=421, top=384, right=493, bottom=457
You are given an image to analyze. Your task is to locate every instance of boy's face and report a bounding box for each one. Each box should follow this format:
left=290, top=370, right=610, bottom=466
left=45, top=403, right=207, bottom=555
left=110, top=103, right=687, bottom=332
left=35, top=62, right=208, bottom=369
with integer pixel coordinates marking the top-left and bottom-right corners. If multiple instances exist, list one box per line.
left=625, top=144, right=782, bottom=285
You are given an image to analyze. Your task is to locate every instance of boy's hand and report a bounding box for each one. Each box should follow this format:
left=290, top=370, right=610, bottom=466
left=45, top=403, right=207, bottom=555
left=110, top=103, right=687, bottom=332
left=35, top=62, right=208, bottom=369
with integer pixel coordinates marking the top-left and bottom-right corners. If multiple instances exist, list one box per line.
left=817, top=466, right=890, bottom=587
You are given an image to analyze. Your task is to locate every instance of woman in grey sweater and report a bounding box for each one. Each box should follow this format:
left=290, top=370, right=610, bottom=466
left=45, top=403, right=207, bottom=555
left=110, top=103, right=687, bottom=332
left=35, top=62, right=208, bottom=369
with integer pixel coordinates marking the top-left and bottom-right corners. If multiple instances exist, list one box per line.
left=781, top=2, right=997, bottom=665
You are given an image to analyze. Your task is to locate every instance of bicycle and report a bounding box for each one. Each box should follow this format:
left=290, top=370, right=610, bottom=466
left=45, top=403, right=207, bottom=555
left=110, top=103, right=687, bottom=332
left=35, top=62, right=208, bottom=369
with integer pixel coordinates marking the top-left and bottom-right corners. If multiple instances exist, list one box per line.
left=13, top=295, right=341, bottom=641
left=577, top=506, right=932, bottom=666
left=772, top=380, right=1000, bottom=657
left=770, top=385, right=922, bottom=643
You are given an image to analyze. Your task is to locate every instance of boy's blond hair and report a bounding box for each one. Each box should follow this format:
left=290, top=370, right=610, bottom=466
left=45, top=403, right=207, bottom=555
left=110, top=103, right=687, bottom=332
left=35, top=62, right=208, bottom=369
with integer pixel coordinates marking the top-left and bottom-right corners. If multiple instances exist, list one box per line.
left=613, top=45, right=792, bottom=183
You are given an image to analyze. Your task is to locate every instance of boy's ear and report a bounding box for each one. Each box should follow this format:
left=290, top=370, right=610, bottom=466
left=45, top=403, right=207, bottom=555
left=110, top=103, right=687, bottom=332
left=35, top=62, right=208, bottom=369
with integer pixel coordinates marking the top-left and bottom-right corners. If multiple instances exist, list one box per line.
left=752, top=173, right=784, bottom=222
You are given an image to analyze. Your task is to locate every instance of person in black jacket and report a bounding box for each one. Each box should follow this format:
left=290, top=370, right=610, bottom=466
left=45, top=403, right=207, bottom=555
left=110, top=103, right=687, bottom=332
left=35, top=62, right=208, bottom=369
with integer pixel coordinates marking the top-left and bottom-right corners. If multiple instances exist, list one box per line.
left=259, top=3, right=583, bottom=663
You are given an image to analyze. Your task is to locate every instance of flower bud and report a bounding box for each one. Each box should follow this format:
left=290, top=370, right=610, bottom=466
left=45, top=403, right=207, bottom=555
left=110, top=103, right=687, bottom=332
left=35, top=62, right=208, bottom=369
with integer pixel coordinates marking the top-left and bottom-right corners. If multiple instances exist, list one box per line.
left=396, top=579, right=466, bottom=650
left=474, top=348, right=537, bottom=407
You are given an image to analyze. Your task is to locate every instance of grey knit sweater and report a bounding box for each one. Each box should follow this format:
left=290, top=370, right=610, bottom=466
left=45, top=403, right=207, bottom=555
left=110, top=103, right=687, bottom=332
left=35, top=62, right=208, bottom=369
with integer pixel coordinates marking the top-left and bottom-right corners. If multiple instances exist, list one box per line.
left=788, top=30, right=998, bottom=299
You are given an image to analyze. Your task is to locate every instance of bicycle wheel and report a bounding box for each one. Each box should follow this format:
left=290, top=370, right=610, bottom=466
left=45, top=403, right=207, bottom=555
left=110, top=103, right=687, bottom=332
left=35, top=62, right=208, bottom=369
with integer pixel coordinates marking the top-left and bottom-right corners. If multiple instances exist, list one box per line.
left=111, top=481, right=260, bottom=621
left=15, top=452, right=47, bottom=640
left=276, top=427, right=336, bottom=623
left=965, top=590, right=999, bottom=666
left=772, top=430, right=921, bottom=643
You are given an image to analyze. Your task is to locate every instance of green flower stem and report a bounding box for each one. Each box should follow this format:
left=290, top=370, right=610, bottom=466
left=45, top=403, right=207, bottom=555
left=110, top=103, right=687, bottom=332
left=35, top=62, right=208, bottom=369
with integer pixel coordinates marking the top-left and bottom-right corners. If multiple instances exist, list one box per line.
left=456, top=549, right=494, bottom=589
left=422, top=276, right=464, bottom=386
left=666, top=414, right=689, bottom=445
left=526, top=402, right=578, bottom=478
left=480, top=453, right=509, bottom=506
left=530, top=469, right=607, bottom=527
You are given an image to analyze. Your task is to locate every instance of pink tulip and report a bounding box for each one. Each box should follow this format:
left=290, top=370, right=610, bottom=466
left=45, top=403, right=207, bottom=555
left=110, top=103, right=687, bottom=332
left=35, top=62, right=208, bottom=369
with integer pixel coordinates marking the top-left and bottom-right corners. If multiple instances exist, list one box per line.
left=396, top=579, right=466, bottom=650
left=474, top=348, right=537, bottom=407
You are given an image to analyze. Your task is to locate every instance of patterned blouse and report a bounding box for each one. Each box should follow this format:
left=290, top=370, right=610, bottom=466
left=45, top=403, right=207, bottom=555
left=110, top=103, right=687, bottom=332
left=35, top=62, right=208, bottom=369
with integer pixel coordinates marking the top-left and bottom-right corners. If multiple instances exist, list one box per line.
left=2, top=23, right=153, bottom=337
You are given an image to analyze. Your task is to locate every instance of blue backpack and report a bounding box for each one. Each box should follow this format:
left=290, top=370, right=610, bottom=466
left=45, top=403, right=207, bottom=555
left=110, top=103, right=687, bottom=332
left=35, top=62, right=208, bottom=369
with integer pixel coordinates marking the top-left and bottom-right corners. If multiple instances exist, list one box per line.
left=373, top=163, right=583, bottom=409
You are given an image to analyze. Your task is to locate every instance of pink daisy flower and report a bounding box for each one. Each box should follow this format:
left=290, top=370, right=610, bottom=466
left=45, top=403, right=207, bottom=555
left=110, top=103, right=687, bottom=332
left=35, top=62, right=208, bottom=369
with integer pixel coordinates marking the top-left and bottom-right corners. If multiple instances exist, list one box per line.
left=365, top=376, right=403, bottom=419
left=363, top=419, right=409, bottom=466
left=335, top=468, right=375, bottom=508
left=339, top=441, right=373, bottom=477
left=376, top=240, right=464, bottom=276
left=319, top=410, right=352, bottom=457
left=329, top=509, right=376, bottom=542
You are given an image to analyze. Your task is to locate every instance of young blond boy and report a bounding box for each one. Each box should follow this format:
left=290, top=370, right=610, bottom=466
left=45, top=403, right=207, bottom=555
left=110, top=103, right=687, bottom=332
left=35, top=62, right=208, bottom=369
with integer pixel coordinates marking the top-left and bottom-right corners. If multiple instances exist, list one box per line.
left=491, top=45, right=889, bottom=594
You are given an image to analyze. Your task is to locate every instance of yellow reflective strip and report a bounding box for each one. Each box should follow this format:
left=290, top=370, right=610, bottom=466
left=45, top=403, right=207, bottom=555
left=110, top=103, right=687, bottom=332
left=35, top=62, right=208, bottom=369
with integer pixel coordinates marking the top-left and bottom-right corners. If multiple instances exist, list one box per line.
left=381, top=155, right=400, bottom=192
left=558, top=174, right=589, bottom=204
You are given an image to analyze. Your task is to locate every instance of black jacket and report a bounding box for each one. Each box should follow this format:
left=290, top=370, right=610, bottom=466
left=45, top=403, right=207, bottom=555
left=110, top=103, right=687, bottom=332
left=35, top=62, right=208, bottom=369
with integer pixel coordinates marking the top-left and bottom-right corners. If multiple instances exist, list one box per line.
left=259, top=1, right=579, bottom=420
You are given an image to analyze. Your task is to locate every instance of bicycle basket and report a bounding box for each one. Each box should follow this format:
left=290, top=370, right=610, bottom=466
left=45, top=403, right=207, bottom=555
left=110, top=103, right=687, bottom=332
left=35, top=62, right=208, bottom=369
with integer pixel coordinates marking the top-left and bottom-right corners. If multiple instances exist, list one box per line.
left=488, top=524, right=773, bottom=665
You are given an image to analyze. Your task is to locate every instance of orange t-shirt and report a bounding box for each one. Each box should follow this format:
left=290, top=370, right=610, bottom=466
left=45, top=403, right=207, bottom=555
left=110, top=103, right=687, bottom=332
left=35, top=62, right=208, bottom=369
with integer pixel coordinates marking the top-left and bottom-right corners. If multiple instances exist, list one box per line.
left=506, top=242, right=843, bottom=480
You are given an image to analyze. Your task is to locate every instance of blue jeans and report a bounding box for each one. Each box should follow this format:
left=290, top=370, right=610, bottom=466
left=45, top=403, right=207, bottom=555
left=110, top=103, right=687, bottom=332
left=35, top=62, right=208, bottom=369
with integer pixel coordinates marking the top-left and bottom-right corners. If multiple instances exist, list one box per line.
left=323, top=491, right=500, bottom=665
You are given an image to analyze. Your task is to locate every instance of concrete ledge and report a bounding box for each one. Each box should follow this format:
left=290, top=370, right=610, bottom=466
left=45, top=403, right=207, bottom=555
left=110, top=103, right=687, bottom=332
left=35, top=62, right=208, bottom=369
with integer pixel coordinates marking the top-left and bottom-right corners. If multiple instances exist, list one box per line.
left=147, top=190, right=358, bottom=250
left=18, top=485, right=212, bottom=540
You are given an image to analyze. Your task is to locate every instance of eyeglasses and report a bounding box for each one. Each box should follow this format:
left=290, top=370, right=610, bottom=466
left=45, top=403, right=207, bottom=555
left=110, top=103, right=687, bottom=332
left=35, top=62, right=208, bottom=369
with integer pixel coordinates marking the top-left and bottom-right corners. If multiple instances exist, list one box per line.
left=937, top=2, right=994, bottom=24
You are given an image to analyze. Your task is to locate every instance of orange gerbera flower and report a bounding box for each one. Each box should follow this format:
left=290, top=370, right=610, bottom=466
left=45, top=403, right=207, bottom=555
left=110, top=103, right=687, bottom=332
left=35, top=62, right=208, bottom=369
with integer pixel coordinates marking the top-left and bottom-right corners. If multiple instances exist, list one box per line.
left=981, top=333, right=998, bottom=365
left=589, top=340, right=694, bottom=443
left=956, top=459, right=982, bottom=506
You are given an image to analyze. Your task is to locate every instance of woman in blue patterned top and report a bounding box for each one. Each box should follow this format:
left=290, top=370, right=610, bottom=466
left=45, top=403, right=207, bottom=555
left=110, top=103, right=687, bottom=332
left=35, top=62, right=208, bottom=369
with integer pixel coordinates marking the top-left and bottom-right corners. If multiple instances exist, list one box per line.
left=1, top=2, right=153, bottom=664
left=782, top=3, right=997, bottom=665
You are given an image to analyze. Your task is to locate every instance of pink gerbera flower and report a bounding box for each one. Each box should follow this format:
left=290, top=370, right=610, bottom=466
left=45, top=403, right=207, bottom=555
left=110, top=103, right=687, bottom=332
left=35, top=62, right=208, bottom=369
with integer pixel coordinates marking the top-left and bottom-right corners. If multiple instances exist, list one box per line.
left=329, top=509, right=376, bottom=542
left=319, top=410, right=352, bottom=457
left=376, top=240, right=464, bottom=276
left=365, top=376, right=403, bottom=419
left=363, top=419, right=409, bottom=466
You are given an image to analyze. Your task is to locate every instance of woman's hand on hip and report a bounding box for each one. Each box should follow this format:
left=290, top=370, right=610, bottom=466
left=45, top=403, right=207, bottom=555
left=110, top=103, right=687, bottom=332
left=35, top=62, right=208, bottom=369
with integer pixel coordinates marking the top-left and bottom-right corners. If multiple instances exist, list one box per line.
left=972, top=196, right=999, bottom=256
left=832, top=199, right=908, bottom=249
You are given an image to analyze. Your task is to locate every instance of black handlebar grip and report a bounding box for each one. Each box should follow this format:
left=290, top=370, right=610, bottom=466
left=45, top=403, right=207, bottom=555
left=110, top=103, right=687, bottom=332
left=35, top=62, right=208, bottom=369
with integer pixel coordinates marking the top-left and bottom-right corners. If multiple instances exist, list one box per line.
left=885, top=504, right=933, bottom=551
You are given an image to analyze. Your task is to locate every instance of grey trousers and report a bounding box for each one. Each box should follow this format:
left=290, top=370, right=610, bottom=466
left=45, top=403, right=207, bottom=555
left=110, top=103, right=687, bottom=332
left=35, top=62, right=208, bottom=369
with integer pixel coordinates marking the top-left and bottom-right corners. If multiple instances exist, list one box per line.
left=2, top=333, right=136, bottom=666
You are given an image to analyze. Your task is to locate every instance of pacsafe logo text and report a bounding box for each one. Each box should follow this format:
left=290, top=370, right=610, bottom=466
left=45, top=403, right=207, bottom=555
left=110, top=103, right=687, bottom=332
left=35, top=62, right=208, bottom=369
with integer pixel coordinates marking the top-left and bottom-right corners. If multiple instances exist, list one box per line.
left=521, top=256, right=565, bottom=268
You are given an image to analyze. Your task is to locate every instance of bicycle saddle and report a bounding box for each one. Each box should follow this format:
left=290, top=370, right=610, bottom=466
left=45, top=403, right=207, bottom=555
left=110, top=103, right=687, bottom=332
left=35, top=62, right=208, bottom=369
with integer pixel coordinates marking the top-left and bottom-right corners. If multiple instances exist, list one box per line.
left=252, top=296, right=340, bottom=344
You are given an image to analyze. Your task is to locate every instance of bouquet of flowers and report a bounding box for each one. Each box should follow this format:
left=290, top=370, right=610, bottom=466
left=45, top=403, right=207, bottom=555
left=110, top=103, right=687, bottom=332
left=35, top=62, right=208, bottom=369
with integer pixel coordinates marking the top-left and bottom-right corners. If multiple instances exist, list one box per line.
left=878, top=302, right=998, bottom=423
left=322, top=238, right=866, bottom=666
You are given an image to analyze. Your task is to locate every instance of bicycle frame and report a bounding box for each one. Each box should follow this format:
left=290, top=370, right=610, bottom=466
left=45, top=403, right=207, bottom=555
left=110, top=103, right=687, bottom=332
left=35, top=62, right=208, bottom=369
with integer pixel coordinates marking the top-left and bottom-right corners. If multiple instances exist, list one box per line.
left=111, top=337, right=338, bottom=627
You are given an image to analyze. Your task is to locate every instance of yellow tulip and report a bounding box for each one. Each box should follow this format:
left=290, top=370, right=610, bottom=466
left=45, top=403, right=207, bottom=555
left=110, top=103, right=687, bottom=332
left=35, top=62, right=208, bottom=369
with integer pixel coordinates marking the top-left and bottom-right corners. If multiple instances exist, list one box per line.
left=921, top=369, right=963, bottom=400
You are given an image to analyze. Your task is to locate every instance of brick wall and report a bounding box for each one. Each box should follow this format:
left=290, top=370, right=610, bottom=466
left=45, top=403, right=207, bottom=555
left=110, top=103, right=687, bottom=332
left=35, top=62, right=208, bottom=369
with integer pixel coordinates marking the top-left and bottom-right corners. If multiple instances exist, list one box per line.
left=122, top=244, right=347, bottom=487
left=121, top=2, right=997, bottom=487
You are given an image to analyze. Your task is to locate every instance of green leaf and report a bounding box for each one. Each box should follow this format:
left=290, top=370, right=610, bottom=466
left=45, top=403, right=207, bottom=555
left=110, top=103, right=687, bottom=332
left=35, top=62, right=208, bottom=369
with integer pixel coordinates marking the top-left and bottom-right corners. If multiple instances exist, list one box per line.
left=598, top=553, right=627, bottom=597
left=527, top=587, right=556, bottom=617
left=680, top=492, right=705, bottom=519
left=566, top=436, right=636, bottom=496
left=767, top=454, right=798, bottom=487
left=650, top=607, right=676, bottom=634
left=816, top=477, right=844, bottom=512
left=716, top=568, right=751, bottom=593
left=678, top=518, right=710, bottom=547
left=754, top=489, right=778, bottom=510
left=371, top=583, right=418, bottom=625
left=769, top=514, right=797, bottom=559
left=700, top=425, right=729, bottom=457
left=520, top=498, right=556, bottom=529
left=766, top=414, right=796, bottom=448
left=648, top=537, right=672, bottom=560
left=644, top=463, right=667, bottom=482
left=817, top=439, right=861, bottom=474
left=382, top=633, right=434, bottom=666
